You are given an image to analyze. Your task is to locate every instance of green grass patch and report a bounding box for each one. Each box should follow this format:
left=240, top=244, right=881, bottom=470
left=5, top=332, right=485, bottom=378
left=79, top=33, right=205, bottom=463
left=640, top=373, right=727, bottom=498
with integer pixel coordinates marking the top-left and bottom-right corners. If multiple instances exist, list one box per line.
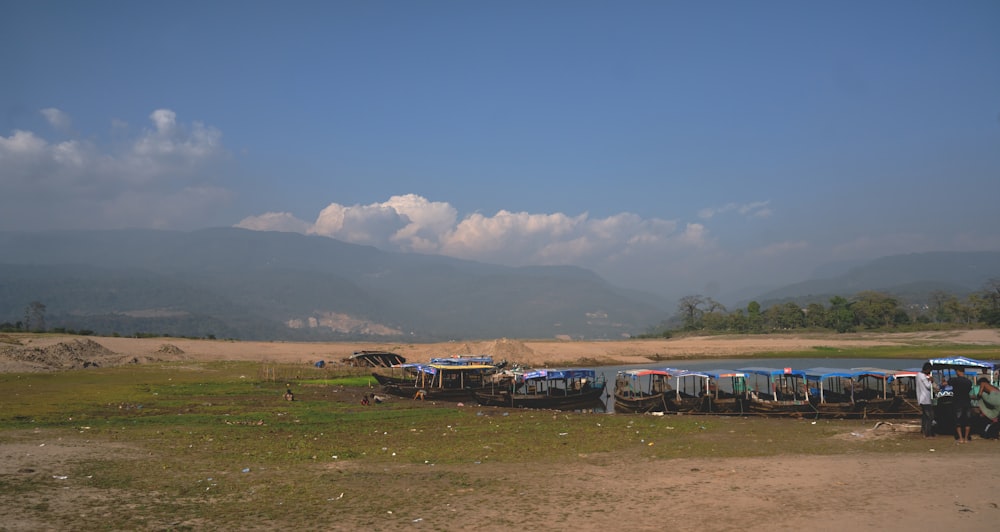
left=0, top=352, right=989, bottom=529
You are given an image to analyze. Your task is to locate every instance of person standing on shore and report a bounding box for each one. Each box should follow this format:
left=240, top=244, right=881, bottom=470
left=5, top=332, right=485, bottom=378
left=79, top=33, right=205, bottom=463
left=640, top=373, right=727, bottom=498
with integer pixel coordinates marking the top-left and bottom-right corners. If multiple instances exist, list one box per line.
left=949, top=367, right=974, bottom=442
left=917, top=362, right=936, bottom=438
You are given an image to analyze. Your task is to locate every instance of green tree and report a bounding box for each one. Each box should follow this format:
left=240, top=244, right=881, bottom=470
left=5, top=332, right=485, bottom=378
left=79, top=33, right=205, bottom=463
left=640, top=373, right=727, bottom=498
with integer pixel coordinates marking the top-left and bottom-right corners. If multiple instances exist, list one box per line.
left=677, top=295, right=705, bottom=330
left=780, top=302, right=806, bottom=329
left=805, top=303, right=827, bottom=328
left=826, top=296, right=855, bottom=333
left=852, top=291, right=899, bottom=329
left=746, top=301, right=763, bottom=333
left=977, top=278, right=1000, bottom=326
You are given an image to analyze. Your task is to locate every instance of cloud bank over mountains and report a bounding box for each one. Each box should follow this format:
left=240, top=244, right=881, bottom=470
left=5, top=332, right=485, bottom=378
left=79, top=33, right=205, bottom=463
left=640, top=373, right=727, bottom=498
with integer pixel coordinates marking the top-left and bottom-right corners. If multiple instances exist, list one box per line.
left=9, top=106, right=994, bottom=302
left=0, top=106, right=845, bottom=300
left=237, top=193, right=717, bottom=272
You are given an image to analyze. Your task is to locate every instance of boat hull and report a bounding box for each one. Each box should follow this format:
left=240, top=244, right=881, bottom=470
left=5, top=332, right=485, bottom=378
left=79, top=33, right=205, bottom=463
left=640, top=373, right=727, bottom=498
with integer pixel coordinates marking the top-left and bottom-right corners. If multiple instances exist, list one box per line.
left=474, top=384, right=606, bottom=410
left=614, top=392, right=671, bottom=414
left=747, top=396, right=815, bottom=417
left=380, top=383, right=488, bottom=402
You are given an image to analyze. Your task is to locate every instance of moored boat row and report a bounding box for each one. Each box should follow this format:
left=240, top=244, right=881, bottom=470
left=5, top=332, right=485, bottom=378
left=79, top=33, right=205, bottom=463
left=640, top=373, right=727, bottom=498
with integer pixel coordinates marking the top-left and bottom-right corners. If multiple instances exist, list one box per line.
left=613, top=361, right=998, bottom=418
left=370, top=353, right=998, bottom=418
left=372, top=355, right=605, bottom=410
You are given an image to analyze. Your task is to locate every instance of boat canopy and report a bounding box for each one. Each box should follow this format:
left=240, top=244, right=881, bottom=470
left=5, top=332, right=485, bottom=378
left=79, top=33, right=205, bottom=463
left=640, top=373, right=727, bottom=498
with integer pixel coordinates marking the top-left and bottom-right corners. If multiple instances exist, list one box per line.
left=702, top=369, right=746, bottom=379
left=400, top=363, right=437, bottom=375
left=427, top=363, right=496, bottom=371
left=738, top=366, right=807, bottom=377
left=928, top=356, right=995, bottom=370
left=803, top=367, right=863, bottom=380
left=619, top=369, right=672, bottom=379
left=430, top=355, right=495, bottom=366
left=390, top=362, right=496, bottom=375
left=520, top=369, right=596, bottom=381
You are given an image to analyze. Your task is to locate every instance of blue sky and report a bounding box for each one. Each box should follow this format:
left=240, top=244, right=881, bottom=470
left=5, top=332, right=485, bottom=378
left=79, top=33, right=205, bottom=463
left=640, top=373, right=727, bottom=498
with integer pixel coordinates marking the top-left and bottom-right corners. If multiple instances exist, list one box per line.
left=2, top=1, right=999, bottom=303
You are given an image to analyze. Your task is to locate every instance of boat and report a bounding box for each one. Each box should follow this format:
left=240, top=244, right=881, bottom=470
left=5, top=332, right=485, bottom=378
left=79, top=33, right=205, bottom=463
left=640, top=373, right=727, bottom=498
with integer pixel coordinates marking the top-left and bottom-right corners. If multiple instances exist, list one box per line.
left=661, top=369, right=713, bottom=413
left=347, top=350, right=406, bottom=367
left=701, top=369, right=750, bottom=414
left=430, top=355, right=496, bottom=366
left=739, top=367, right=813, bottom=417
left=473, top=368, right=606, bottom=410
left=803, top=367, right=862, bottom=418
left=849, top=368, right=900, bottom=416
left=887, top=369, right=921, bottom=415
left=372, top=355, right=506, bottom=388
left=613, top=369, right=673, bottom=413
left=371, top=363, right=427, bottom=387
left=377, top=363, right=498, bottom=401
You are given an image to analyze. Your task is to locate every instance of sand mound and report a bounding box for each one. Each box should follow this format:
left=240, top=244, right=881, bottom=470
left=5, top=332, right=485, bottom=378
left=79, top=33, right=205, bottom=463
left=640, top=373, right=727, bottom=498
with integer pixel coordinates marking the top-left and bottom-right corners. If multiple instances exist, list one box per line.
left=157, top=343, right=185, bottom=355
left=481, top=338, right=535, bottom=359
left=0, top=338, right=160, bottom=372
left=422, top=338, right=535, bottom=366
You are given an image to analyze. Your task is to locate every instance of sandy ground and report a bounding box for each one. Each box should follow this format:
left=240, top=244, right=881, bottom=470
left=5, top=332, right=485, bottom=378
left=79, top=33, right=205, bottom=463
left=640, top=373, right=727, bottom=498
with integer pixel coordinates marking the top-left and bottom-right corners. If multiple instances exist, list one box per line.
left=5, top=328, right=1000, bottom=371
left=3, top=330, right=999, bottom=530
left=2, top=435, right=997, bottom=531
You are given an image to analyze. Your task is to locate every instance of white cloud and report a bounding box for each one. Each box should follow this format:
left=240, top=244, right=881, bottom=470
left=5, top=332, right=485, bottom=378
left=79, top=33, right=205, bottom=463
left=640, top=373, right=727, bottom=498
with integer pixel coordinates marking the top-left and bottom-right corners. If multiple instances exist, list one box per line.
left=239, top=195, right=720, bottom=291
left=236, top=212, right=312, bottom=234
left=40, top=108, right=72, bottom=132
left=0, top=108, right=230, bottom=229
left=698, top=201, right=771, bottom=220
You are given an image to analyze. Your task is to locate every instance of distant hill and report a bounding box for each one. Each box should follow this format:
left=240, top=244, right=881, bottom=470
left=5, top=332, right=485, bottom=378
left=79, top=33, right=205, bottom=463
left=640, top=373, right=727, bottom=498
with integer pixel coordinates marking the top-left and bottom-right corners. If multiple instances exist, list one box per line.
left=0, top=228, right=672, bottom=340
left=749, top=251, right=1000, bottom=308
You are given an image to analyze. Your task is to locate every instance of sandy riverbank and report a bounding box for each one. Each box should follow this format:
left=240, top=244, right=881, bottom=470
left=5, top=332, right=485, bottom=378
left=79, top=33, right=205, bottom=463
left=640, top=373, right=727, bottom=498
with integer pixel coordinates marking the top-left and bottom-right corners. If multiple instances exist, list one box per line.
left=4, top=329, right=999, bottom=372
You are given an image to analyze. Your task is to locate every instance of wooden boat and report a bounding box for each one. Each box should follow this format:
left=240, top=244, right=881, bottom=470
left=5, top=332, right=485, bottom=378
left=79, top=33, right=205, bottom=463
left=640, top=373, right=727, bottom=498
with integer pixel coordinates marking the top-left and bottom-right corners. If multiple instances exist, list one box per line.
left=613, top=369, right=673, bottom=413
left=849, top=368, right=901, bottom=416
left=347, top=350, right=406, bottom=367
left=885, top=369, right=921, bottom=415
left=701, top=369, right=750, bottom=414
left=474, top=368, right=606, bottom=410
left=803, top=368, right=861, bottom=418
left=429, top=355, right=496, bottom=366
left=377, top=363, right=498, bottom=401
left=739, top=367, right=813, bottom=417
left=662, top=369, right=713, bottom=413
left=372, top=355, right=506, bottom=387
left=660, top=369, right=751, bottom=414
left=371, top=363, right=426, bottom=387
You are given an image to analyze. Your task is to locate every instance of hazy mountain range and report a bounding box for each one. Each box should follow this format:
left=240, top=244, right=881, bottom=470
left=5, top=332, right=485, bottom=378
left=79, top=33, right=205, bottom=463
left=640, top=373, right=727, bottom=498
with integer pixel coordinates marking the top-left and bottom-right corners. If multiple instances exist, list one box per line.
left=1, top=229, right=997, bottom=340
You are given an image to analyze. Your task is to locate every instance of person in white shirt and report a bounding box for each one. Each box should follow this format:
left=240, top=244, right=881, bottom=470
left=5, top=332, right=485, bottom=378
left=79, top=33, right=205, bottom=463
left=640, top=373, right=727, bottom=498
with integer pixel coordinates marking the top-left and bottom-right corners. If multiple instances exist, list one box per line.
left=916, top=362, right=935, bottom=438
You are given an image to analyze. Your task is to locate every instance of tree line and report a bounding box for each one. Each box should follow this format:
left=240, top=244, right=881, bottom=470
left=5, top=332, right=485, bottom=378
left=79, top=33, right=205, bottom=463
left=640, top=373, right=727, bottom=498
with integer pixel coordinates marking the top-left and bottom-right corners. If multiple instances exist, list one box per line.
left=649, top=278, right=1000, bottom=336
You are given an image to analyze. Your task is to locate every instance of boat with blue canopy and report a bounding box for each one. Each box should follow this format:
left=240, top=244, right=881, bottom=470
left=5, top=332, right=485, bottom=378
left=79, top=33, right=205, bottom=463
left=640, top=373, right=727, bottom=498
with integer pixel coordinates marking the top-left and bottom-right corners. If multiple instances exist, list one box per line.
left=739, top=367, right=812, bottom=416
left=803, top=367, right=863, bottom=418
left=430, top=355, right=496, bottom=366
left=474, top=368, right=606, bottom=410
left=701, top=369, right=750, bottom=414
left=375, top=362, right=498, bottom=401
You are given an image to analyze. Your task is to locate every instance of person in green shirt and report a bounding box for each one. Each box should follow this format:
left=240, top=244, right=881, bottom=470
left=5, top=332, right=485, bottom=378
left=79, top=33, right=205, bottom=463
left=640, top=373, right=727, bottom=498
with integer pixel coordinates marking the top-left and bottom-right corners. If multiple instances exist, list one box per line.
left=974, top=378, right=1000, bottom=424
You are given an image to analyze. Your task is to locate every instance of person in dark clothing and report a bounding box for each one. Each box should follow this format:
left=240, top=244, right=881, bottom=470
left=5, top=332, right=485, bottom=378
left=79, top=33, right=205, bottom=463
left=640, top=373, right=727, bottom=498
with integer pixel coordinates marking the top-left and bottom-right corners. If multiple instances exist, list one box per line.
left=948, top=367, right=974, bottom=442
